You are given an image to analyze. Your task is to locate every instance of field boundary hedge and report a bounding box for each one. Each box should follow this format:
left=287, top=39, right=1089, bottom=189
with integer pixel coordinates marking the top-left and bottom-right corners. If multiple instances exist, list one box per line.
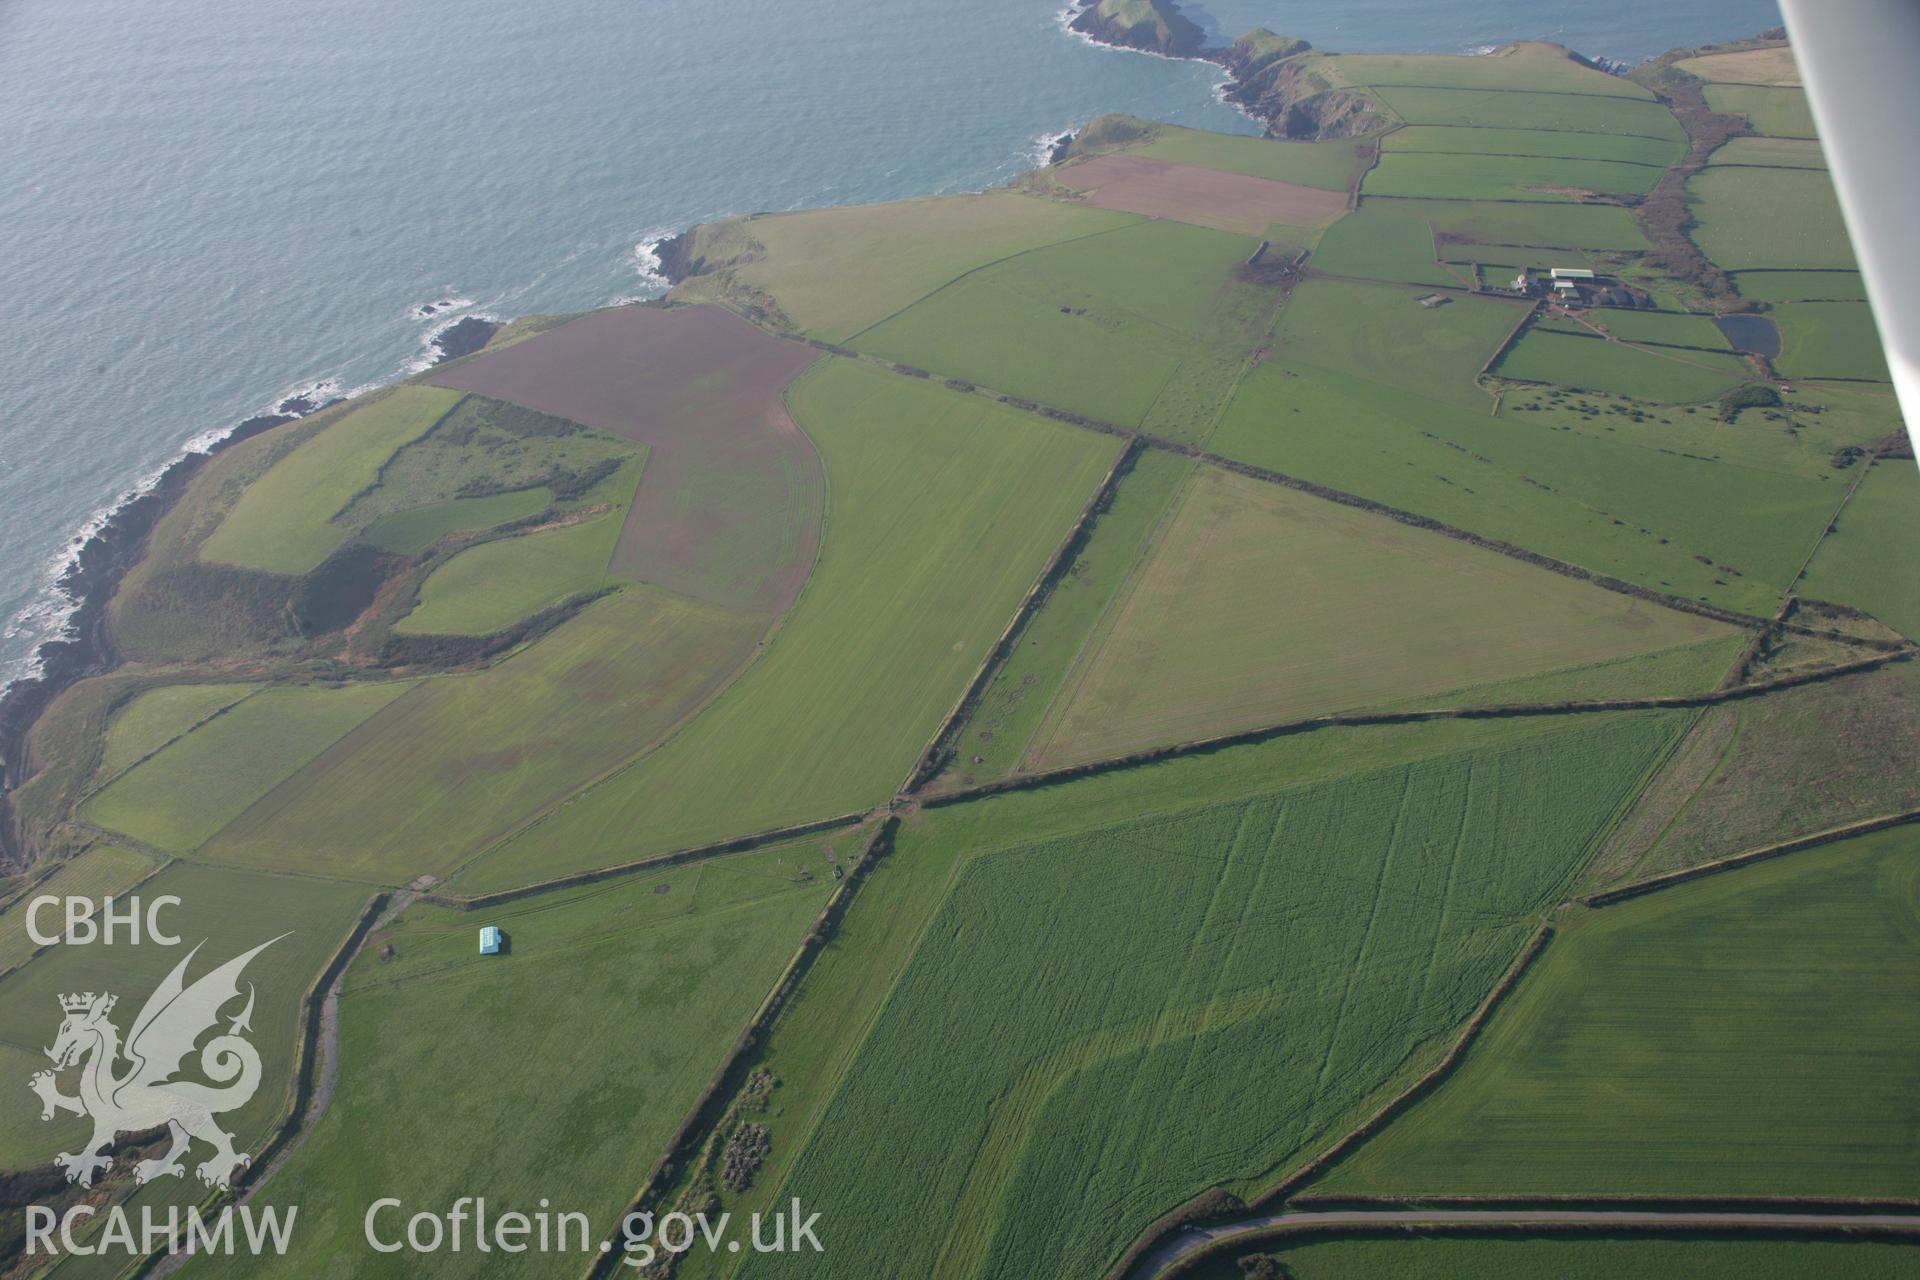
left=928, top=648, right=1915, bottom=810
left=582, top=818, right=898, bottom=1278
left=904, top=440, right=1144, bottom=794
left=1108, top=924, right=1558, bottom=1280
left=422, top=811, right=868, bottom=912
left=232, top=889, right=392, bottom=1197
left=1585, top=806, right=1920, bottom=907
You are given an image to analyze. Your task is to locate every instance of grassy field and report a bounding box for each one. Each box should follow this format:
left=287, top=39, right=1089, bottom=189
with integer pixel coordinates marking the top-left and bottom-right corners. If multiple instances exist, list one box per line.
left=1320, top=823, right=1920, bottom=1199
left=85, top=681, right=416, bottom=853
left=936, top=449, right=1193, bottom=789
left=199, top=386, right=463, bottom=574
left=1027, top=466, right=1732, bottom=767
left=744, top=716, right=1683, bottom=1280
left=184, top=840, right=835, bottom=1280
left=455, top=361, right=1119, bottom=892
left=1733, top=269, right=1867, bottom=302
left=1709, top=135, right=1826, bottom=169
left=1128, top=123, right=1365, bottom=190
left=1364, top=152, right=1663, bottom=201
left=0, top=843, right=161, bottom=975
left=1374, top=197, right=1652, bottom=251
left=95, top=682, right=257, bottom=779
left=1328, top=43, right=1658, bottom=97
left=0, top=860, right=370, bottom=1173
left=1580, top=309, right=1732, bottom=349
left=1269, top=277, right=1520, bottom=413
left=1384, top=125, right=1683, bottom=166
left=1678, top=44, right=1803, bottom=86
left=1197, top=1236, right=1918, bottom=1280
left=1771, top=302, right=1891, bottom=381
left=849, top=218, right=1265, bottom=431
left=1496, top=330, right=1754, bottom=402
left=1370, top=87, right=1682, bottom=139
left=1799, top=461, right=1920, bottom=638
left=1591, top=660, right=1920, bottom=886
left=394, top=457, right=643, bottom=636
left=361, top=486, right=552, bottom=554
left=669, top=192, right=1135, bottom=341
left=1688, top=167, right=1855, bottom=270
left=1212, top=362, right=1847, bottom=613
left=1704, top=83, right=1817, bottom=137
left=195, top=585, right=767, bottom=883
left=1308, top=208, right=1464, bottom=288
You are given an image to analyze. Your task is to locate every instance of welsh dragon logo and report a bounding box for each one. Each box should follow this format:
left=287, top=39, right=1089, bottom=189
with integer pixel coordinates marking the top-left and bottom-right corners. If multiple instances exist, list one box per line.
left=28, top=936, right=283, bottom=1190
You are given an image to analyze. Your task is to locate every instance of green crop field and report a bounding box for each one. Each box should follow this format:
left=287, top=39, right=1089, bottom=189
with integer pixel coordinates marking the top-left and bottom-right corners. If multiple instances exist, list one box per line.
left=192, top=841, right=834, bottom=1280
left=195, top=585, right=767, bottom=883
left=1496, top=329, right=1754, bottom=402
left=455, top=361, right=1119, bottom=892
left=1688, top=167, right=1855, bottom=270
left=677, top=713, right=1642, bottom=1280
left=1592, top=660, right=1920, bottom=886
left=1211, top=361, right=1843, bottom=613
left=85, top=681, right=416, bottom=853
left=95, top=682, right=257, bottom=779
left=1704, top=82, right=1817, bottom=137
left=395, top=457, right=643, bottom=636
left=0, top=843, right=160, bottom=974
left=1373, top=197, right=1652, bottom=251
left=0, top=860, right=370, bottom=1172
left=849, top=218, right=1265, bottom=432
left=1364, top=152, right=1662, bottom=201
left=1321, top=823, right=1920, bottom=1199
left=361, top=486, right=552, bottom=554
left=670, top=192, right=1136, bottom=341
left=199, top=386, right=463, bottom=575
left=1733, top=269, right=1867, bottom=301
left=1328, top=43, right=1658, bottom=98
left=938, top=449, right=1193, bottom=788
left=1269, top=277, right=1520, bottom=412
left=1581, top=309, right=1732, bottom=349
left=1383, top=125, right=1683, bottom=167
left=745, top=716, right=1683, bottom=1280
left=1772, top=302, right=1891, bottom=381
left=1709, top=135, right=1827, bottom=169
left=1195, top=1236, right=1920, bottom=1280
left=1799, top=461, right=1920, bottom=639
left=1129, top=123, right=1365, bottom=190
left=1370, top=87, right=1682, bottom=139
left=1308, top=208, right=1464, bottom=288
left=1027, top=466, right=1731, bottom=767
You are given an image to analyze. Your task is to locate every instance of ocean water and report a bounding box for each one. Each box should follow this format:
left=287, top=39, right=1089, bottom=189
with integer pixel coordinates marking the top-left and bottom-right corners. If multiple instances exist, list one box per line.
left=0, top=0, right=1778, bottom=689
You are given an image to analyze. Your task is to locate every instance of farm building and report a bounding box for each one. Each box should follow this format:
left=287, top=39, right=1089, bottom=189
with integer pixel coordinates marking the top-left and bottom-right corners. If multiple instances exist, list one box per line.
left=479, top=925, right=503, bottom=955
left=1550, top=267, right=1596, bottom=281
left=1417, top=293, right=1451, bottom=308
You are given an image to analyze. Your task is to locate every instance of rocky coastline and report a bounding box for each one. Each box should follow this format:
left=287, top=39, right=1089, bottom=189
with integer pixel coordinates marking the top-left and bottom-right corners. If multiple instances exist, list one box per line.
left=0, top=333, right=490, bottom=871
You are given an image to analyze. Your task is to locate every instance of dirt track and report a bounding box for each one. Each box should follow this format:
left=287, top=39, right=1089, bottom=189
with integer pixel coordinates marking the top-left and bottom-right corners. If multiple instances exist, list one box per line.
left=432, top=305, right=823, bottom=615
left=1058, top=154, right=1348, bottom=235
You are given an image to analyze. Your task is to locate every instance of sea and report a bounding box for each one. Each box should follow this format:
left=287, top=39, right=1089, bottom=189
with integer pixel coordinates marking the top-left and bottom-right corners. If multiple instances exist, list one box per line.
left=0, top=0, right=1781, bottom=689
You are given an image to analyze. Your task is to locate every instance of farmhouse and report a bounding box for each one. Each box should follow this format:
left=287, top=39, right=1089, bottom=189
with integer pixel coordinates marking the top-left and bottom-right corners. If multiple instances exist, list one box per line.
left=479, top=925, right=503, bottom=955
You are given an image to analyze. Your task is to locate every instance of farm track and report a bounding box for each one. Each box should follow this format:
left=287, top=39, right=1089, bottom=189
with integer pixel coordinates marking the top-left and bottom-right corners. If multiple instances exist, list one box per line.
left=1128, top=1204, right=1920, bottom=1279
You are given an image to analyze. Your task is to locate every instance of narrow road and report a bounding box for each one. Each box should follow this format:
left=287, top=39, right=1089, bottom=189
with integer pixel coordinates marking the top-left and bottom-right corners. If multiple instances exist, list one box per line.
left=1128, top=1207, right=1920, bottom=1278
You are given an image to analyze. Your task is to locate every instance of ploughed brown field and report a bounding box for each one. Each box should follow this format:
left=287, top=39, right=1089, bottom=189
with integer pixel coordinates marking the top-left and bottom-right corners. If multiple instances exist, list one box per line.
left=1055, top=153, right=1349, bottom=236
left=433, top=304, right=825, bottom=614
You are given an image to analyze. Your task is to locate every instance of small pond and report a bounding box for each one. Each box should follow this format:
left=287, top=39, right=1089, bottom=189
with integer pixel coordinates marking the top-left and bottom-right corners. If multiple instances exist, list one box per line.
left=1714, top=313, right=1781, bottom=358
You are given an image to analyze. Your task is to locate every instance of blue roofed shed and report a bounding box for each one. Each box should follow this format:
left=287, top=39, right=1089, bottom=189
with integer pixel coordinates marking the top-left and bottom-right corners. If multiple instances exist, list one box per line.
left=479, top=925, right=503, bottom=955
